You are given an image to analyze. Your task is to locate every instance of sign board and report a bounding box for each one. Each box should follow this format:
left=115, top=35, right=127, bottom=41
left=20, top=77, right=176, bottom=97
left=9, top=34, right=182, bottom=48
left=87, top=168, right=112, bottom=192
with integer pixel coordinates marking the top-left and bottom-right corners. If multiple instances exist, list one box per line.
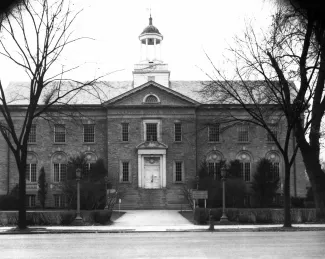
left=191, top=190, right=208, bottom=199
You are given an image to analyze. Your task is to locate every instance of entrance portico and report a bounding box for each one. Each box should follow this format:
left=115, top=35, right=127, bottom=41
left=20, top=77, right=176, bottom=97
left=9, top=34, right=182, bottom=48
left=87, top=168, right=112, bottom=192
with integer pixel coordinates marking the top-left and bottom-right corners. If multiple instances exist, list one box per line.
left=137, top=141, right=168, bottom=189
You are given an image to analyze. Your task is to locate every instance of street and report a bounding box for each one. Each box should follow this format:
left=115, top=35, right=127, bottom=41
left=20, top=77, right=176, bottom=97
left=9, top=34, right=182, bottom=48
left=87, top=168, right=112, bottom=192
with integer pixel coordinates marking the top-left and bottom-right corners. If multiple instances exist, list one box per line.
left=1, top=231, right=325, bottom=258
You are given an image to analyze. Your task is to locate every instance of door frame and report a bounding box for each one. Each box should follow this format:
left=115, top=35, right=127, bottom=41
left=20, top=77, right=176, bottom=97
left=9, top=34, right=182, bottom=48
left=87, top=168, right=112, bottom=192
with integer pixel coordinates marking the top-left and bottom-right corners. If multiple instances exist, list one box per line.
left=138, top=149, right=166, bottom=188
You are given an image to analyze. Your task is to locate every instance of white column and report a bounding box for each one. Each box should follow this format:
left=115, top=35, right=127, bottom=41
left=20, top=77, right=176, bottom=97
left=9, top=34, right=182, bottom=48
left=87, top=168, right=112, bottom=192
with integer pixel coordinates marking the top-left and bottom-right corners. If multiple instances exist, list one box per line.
left=162, top=154, right=166, bottom=187
left=154, top=38, right=156, bottom=61
left=140, top=42, right=142, bottom=62
left=145, top=38, right=148, bottom=61
left=160, top=41, right=162, bottom=61
left=138, top=154, right=142, bottom=187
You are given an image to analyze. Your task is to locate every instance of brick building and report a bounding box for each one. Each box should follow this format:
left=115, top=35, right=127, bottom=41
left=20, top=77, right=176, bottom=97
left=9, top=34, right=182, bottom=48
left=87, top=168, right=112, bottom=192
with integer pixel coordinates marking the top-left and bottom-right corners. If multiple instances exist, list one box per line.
left=0, top=16, right=309, bottom=209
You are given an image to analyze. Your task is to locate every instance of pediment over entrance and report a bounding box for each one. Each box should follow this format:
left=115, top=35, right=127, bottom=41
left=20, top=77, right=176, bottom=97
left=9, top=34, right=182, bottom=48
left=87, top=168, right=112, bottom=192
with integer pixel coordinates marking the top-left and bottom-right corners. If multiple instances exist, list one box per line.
left=136, top=140, right=168, bottom=150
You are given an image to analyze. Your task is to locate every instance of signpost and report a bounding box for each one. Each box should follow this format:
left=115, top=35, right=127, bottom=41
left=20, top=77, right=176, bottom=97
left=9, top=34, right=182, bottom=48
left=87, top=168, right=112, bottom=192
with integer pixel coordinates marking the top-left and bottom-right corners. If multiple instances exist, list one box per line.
left=191, top=190, right=208, bottom=209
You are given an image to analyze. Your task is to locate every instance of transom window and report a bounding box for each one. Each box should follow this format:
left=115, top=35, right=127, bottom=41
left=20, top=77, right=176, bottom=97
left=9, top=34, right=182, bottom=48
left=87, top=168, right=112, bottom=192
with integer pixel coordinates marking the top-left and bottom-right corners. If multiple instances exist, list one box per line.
left=26, top=164, right=37, bottom=182
left=122, top=123, right=129, bottom=142
left=28, top=124, right=37, bottom=143
left=209, top=124, right=220, bottom=142
left=174, top=123, right=182, bottom=142
left=146, top=123, right=157, bottom=141
left=83, top=124, right=95, bottom=143
left=238, top=124, right=249, bottom=142
left=175, top=161, right=183, bottom=182
left=54, top=124, right=66, bottom=143
left=144, top=94, right=159, bottom=103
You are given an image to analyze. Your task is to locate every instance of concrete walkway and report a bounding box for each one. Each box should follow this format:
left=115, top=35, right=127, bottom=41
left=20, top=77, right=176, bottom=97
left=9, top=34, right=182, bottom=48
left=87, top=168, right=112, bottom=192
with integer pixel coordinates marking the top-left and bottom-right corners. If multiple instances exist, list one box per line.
left=114, top=210, right=192, bottom=227
left=0, top=210, right=325, bottom=234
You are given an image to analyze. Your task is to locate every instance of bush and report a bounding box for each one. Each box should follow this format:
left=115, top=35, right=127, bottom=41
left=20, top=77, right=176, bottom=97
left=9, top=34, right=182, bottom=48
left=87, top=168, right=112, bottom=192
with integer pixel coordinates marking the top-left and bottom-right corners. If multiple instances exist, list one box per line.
left=291, top=197, right=305, bottom=208
left=60, top=211, right=76, bottom=225
left=0, top=195, right=19, bottom=210
left=93, top=210, right=112, bottom=224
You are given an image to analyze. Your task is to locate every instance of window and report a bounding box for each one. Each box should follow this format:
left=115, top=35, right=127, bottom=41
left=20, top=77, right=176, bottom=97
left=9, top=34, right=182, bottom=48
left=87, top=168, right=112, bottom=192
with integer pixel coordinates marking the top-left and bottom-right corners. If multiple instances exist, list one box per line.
left=54, top=194, right=66, bottom=208
left=84, top=153, right=97, bottom=178
left=244, top=195, right=251, bottom=207
left=83, top=124, right=95, bottom=143
left=267, top=152, right=281, bottom=181
left=267, top=125, right=278, bottom=142
left=146, top=123, right=157, bottom=141
left=238, top=152, right=251, bottom=182
left=121, top=162, right=130, bottom=182
left=54, top=124, right=66, bottom=143
left=207, top=152, right=223, bottom=180
left=144, top=94, right=159, bottom=103
left=26, top=163, right=37, bottom=183
left=174, top=123, right=182, bottom=142
left=122, top=123, right=129, bottom=142
left=238, top=124, right=249, bottom=142
left=28, top=124, right=36, bottom=143
left=208, top=162, right=221, bottom=180
left=209, top=124, right=220, bottom=142
left=26, top=195, right=36, bottom=207
left=174, top=161, right=184, bottom=182
left=53, top=163, right=67, bottom=182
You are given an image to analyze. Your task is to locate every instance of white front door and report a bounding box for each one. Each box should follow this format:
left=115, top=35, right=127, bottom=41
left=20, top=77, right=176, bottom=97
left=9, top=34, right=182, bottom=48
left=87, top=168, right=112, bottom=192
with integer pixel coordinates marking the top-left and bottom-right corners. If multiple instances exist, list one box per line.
left=144, top=157, right=160, bottom=189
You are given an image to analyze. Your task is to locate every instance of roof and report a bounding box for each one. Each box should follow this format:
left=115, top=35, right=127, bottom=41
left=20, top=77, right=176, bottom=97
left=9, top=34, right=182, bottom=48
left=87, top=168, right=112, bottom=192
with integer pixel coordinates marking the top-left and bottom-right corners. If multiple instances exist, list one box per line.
left=3, top=80, right=297, bottom=106
left=140, top=16, right=162, bottom=36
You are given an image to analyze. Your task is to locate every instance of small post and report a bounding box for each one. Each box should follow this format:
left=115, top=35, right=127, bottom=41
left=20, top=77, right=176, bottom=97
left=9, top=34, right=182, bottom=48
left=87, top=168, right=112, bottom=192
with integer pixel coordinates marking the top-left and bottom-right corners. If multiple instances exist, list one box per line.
left=73, top=168, right=83, bottom=225
left=208, top=209, right=214, bottom=230
left=220, top=166, right=229, bottom=223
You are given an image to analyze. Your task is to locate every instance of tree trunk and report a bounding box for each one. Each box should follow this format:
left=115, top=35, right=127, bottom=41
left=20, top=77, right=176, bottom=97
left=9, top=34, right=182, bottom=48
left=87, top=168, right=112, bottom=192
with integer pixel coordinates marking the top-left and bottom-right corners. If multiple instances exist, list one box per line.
left=283, top=165, right=292, bottom=227
left=18, top=162, right=27, bottom=229
left=300, top=150, right=325, bottom=220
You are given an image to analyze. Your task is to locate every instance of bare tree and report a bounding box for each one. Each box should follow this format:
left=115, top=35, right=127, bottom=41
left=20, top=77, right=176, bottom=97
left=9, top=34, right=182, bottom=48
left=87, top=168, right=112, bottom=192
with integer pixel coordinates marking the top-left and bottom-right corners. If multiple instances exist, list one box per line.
left=201, top=9, right=314, bottom=226
left=0, top=0, right=107, bottom=229
left=269, top=0, right=325, bottom=224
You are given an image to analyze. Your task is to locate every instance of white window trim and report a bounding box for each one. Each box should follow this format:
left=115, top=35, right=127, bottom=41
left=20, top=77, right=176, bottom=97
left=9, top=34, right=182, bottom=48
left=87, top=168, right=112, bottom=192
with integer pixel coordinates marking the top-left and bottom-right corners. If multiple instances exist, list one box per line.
left=174, top=123, right=182, bottom=142
left=120, top=160, right=131, bottom=183
left=54, top=124, right=66, bottom=143
left=143, top=119, right=161, bottom=142
left=173, top=160, right=185, bottom=183
left=83, top=124, right=95, bottom=143
left=142, top=93, right=161, bottom=103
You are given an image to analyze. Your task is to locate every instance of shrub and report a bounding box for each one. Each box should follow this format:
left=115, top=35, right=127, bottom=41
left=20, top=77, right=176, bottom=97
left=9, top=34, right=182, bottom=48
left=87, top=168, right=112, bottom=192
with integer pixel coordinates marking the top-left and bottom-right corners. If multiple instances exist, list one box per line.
left=38, top=167, right=48, bottom=209
left=93, top=210, right=112, bottom=225
left=0, top=195, right=19, bottom=210
left=291, top=197, right=305, bottom=208
left=60, top=211, right=76, bottom=225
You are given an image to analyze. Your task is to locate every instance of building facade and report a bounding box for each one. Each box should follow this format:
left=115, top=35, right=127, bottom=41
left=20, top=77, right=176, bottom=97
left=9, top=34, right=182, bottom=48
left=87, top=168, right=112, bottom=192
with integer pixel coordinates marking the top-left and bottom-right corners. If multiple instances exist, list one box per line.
left=0, top=16, right=309, bottom=209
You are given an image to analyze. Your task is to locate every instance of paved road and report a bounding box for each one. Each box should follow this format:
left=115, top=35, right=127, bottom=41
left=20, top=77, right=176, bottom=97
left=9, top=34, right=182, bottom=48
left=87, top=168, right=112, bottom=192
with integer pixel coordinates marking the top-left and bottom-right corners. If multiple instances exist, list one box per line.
left=1, top=231, right=325, bottom=258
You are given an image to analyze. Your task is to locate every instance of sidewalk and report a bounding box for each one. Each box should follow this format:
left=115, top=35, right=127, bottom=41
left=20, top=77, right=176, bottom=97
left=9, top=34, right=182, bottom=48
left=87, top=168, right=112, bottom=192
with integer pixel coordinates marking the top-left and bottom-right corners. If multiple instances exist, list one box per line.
left=1, top=210, right=325, bottom=234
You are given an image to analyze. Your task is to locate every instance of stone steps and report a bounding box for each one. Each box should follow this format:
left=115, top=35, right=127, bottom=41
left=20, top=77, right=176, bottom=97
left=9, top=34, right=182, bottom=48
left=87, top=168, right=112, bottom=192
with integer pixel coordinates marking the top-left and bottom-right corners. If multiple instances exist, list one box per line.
left=114, top=187, right=191, bottom=210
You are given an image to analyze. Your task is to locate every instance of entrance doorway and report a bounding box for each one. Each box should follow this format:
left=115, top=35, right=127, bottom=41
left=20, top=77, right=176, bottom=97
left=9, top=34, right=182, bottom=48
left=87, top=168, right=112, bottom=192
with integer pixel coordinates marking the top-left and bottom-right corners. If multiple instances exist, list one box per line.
left=144, top=157, right=160, bottom=189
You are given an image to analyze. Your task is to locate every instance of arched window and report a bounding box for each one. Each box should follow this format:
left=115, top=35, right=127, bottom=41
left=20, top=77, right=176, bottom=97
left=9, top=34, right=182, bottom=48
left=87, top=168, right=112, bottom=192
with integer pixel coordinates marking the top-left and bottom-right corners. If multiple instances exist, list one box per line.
left=84, top=152, right=97, bottom=177
left=26, top=153, right=37, bottom=183
left=237, top=152, right=252, bottom=182
left=52, top=152, right=68, bottom=182
left=206, top=151, right=224, bottom=180
left=266, top=152, right=280, bottom=180
left=144, top=94, right=160, bottom=103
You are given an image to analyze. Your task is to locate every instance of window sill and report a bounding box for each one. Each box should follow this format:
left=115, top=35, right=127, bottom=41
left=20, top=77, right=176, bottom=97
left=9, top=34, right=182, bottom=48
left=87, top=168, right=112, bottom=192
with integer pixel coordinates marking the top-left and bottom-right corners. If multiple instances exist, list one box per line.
left=83, top=142, right=96, bottom=145
left=53, top=142, right=66, bottom=145
left=27, top=142, right=37, bottom=145
left=237, top=141, right=250, bottom=144
left=120, top=181, right=132, bottom=184
left=208, top=141, right=221, bottom=144
left=174, top=181, right=185, bottom=184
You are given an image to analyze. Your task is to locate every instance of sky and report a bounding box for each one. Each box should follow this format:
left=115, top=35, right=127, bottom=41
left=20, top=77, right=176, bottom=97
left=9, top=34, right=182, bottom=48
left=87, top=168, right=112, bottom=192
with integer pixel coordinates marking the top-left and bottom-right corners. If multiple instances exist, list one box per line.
left=0, top=0, right=275, bottom=87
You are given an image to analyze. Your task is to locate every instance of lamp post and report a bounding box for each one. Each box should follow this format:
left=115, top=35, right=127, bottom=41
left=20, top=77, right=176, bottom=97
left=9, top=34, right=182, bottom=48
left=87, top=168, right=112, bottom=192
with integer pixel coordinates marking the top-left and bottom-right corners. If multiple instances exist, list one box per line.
left=220, top=166, right=229, bottom=223
left=74, top=168, right=83, bottom=223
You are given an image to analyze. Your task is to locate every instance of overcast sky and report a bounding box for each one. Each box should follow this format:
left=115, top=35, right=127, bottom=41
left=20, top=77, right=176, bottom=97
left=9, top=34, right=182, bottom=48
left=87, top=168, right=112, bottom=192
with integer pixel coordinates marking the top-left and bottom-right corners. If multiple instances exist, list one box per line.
left=0, top=0, right=275, bottom=87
